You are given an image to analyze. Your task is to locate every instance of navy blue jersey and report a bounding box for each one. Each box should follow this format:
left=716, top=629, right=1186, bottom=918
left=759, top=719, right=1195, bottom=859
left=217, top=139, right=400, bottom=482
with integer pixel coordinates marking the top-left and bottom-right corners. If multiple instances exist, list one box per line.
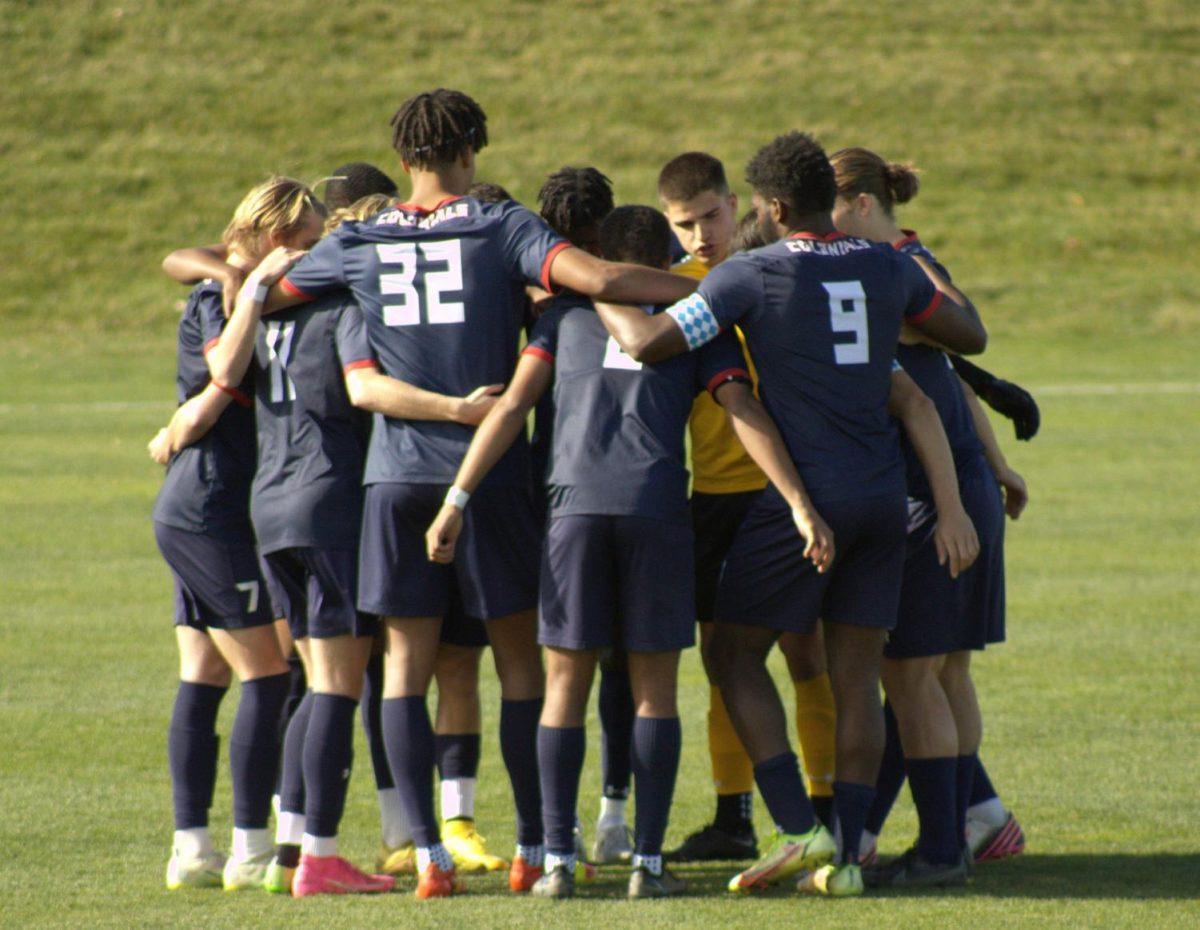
left=250, top=295, right=375, bottom=553
left=672, top=231, right=942, bottom=503
left=526, top=296, right=749, bottom=523
left=152, top=281, right=257, bottom=533
left=893, top=232, right=984, bottom=499
left=281, top=196, right=569, bottom=487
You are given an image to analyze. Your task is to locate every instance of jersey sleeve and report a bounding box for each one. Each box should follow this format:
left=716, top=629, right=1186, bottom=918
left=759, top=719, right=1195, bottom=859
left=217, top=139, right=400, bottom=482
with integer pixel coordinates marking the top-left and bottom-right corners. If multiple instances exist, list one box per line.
left=496, top=203, right=571, bottom=292
left=665, top=255, right=762, bottom=350
left=897, top=252, right=944, bottom=324
left=521, top=306, right=563, bottom=365
left=694, top=329, right=751, bottom=398
left=197, top=291, right=227, bottom=354
left=334, top=303, right=376, bottom=373
left=280, top=232, right=347, bottom=301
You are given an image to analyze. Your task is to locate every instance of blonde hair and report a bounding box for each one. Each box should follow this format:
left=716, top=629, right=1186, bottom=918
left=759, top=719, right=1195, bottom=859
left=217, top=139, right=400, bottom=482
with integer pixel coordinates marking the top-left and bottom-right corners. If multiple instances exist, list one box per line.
left=222, top=176, right=323, bottom=254
left=324, top=193, right=395, bottom=234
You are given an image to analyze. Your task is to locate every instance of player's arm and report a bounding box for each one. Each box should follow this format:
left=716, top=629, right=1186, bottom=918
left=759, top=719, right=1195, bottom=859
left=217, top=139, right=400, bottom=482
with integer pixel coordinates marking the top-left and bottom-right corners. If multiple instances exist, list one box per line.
left=715, top=381, right=835, bottom=572
left=593, top=301, right=690, bottom=363
left=950, top=355, right=1040, bottom=440
left=147, top=383, right=234, bottom=465
left=905, top=254, right=988, bottom=355
left=961, top=379, right=1029, bottom=519
left=344, top=367, right=504, bottom=426
left=426, top=354, right=553, bottom=563
left=162, top=244, right=244, bottom=319
left=888, top=367, right=979, bottom=578
left=548, top=247, right=697, bottom=307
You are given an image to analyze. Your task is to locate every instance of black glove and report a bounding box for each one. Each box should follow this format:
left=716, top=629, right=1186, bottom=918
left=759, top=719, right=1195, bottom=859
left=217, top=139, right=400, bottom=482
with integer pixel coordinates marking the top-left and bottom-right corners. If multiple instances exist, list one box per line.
left=949, top=355, right=1040, bottom=441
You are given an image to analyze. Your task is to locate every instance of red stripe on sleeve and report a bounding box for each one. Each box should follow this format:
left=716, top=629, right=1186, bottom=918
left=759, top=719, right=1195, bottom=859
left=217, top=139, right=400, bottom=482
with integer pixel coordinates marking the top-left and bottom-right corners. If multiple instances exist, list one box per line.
left=539, top=242, right=573, bottom=293
left=908, top=289, right=943, bottom=325
left=212, top=379, right=252, bottom=408
left=279, top=277, right=314, bottom=301
left=522, top=345, right=554, bottom=365
left=202, top=337, right=220, bottom=354
left=342, top=359, right=377, bottom=373
left=706, top=368, right=751, bottom=397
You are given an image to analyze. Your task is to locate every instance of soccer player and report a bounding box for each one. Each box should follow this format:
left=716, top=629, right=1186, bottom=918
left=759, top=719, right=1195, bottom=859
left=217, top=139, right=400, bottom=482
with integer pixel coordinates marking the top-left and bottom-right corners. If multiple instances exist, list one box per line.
left=150, top=177, right=323, bottom=891
left=589, top=132, right=987, bottom=896
left=259, top=88, right=699, bottom=898
left=656, top=153, right=838, bottom=861
left=829, top=148, right=1029, bottom=874
left=425, top=204, right=834, bottom=899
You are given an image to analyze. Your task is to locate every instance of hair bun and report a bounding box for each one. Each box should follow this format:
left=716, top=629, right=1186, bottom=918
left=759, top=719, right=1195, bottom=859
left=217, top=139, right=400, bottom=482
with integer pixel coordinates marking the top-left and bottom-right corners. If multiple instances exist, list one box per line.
left=884, top=162, right=920, bottom=204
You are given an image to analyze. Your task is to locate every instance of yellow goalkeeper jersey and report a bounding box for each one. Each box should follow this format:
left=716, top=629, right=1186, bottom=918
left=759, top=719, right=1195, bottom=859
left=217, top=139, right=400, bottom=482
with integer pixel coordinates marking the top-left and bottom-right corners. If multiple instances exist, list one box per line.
left=674, top=256, right=767, bottom=495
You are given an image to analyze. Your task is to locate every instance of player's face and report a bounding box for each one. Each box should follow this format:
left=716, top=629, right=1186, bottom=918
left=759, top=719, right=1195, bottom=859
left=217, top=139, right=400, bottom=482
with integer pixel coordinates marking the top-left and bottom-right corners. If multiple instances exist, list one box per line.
left=662, top=190, right=737, bottom=267
left=831, top=194, right=871, bottom=238
left=751, top=192, right=785, bottom=243
left=279, top=209, right=325, bottom=251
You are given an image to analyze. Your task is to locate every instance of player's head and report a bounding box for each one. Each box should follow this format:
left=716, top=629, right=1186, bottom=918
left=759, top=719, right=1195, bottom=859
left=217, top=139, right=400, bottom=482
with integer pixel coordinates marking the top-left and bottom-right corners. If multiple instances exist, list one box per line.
left=323, top=162, right=399, bottom=211
left=731, top=208, right=775, bottom=253
left=469, top=181, right=513, bottom=203
left=598, top=205, right=672, bottom=270
left=657, top=152, right=738, bottom=268
left=389, top=88, right=488, bottom=184
left=222, top=176, right=325, bottom=260
left=744, top=132, right=836, bottom=240
left=538, top=166, right=614, bottom=256
left=829, top=147, right=919, bottom=238
left=324, top=192, right=396, bottom=234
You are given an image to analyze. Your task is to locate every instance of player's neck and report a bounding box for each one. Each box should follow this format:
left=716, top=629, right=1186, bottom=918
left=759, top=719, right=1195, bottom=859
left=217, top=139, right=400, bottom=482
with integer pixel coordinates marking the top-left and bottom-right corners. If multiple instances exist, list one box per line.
left=405, top=169, right=469, bottom=211
left=784, top=213, right=838, bottom=238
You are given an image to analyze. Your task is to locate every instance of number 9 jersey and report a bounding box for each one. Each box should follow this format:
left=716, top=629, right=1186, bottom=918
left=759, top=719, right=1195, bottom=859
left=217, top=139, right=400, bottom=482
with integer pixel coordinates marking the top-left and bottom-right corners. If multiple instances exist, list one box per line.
left=280, top=196, right=570, bottom=488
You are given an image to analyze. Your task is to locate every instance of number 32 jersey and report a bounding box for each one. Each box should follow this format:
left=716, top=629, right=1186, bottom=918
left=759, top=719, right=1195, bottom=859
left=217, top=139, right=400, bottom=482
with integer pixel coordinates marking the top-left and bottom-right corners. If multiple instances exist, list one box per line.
left=281, top=196, right=569, bottom=487
left=673, top=231, right=942, bottom=503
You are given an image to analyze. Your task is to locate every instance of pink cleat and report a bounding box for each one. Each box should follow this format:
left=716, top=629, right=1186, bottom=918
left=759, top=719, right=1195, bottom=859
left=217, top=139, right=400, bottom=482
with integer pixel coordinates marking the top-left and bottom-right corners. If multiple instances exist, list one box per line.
left=969, top=812, right=1026, bottom=863
left=292, top=854, right=396, bottom=897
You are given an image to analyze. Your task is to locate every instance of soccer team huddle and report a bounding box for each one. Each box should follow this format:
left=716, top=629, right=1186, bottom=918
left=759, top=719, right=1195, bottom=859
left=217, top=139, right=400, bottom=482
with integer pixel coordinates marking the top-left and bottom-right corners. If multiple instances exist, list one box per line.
left=151, top=87, right=1039, bottom=901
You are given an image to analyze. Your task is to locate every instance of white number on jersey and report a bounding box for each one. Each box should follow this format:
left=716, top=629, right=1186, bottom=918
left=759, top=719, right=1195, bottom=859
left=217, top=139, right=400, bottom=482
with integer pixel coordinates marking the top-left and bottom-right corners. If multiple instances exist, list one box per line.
left=823, top=280, right=869, bottom=365
left=377, top=240, right=465, bottom=327
left=235, top=580, right=259, bottom=613
left=602, top=335, right=643, bottom=371
left=263, top=320, right=297, bottom=403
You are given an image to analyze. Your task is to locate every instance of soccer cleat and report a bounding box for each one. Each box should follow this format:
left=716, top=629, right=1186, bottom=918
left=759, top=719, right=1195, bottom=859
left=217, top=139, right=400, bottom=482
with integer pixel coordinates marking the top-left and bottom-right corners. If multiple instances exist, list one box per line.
left=968, top=811, right=1025, bottom=863
left=575, top=859, right=598, bottom=884
left=531, top=864, right=575, bottom=899
left=797, top=862, right=864, bottom=897
left=591, top=821, right=634, bottom=864
left=666, top=822, right=758, bottom=862
left=376, top=841, right=416, bottom=875
left=508, top=856, right=543, bottom=893
left=292, top=854, right=396, bottom=897
left=262, top=860, right=295, bottom=894
left=222, top=851, right=274, bottom=891
left=726, top=825, right=835, bottom=893
left=443, top=819, right=509, bottom=873
left=165, top=849, right=226, bottom=889
left=628, top=865, right=687, bottom=898
left=415, top=862, right=464, bottom=899
left=859, top=839, right=879, bottom=868
left=863, top=847, right=968, bottom=888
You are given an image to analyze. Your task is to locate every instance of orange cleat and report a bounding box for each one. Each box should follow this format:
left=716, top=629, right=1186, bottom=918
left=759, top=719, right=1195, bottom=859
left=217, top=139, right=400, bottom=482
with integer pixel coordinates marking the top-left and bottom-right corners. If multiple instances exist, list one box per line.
left=508, top=855, right=543, bottom=893
left=415, top=862, right=464, bottom=899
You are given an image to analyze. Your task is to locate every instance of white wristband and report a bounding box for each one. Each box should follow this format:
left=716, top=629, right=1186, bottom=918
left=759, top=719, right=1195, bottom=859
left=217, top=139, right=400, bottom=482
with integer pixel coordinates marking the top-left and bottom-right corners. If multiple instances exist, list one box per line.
left=240, top=279, right=269, bottom=305
left=444, top=485, right=470, bottom=510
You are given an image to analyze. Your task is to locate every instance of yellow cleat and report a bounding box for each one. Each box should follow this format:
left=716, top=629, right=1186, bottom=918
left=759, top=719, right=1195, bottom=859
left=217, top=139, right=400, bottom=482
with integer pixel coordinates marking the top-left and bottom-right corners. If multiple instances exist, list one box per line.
left=797, top=862, right=864, bottom=897
left=727, top=825, right=836, bottom=893
left=376, top=841, right=417, bottom=875
left=442, top=819, right=509, bottom=873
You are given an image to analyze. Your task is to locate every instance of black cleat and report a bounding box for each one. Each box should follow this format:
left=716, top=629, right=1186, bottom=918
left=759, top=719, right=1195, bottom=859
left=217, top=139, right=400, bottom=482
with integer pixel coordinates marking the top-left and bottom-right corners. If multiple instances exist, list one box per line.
left=863, top=846, right=969, bottom=889
left=665, top=823, right=758, bottom=862
left=628, top=865, right=687, bottom=898
left=531, top=863, right=575, bottom=898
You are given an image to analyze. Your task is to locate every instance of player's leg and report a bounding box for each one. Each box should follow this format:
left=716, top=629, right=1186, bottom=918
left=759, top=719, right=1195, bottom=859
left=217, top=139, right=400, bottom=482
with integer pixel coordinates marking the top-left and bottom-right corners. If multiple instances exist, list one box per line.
left=940, top=650, right=980, bottom=848
left=861, top=698, right=905, bottom=863
left=362, top=646, right=414, bottom=874
left=779, top=629, right=837, bottom=830
left=593, top=647, right=635, bottom=863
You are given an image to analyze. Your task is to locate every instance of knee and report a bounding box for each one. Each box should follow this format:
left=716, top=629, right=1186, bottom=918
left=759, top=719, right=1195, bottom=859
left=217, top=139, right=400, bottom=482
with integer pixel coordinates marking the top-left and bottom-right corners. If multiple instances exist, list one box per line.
left=779, top=632, right=825, bottom=680
left=882, top=657, right=940, bottom=701
left=435, top=647, right=482, bottom=695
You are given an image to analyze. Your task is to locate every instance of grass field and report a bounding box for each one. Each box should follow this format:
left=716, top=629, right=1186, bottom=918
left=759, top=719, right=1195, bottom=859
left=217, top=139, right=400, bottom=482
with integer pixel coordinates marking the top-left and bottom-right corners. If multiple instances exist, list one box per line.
left=2, top=1, right=1199, bottom=927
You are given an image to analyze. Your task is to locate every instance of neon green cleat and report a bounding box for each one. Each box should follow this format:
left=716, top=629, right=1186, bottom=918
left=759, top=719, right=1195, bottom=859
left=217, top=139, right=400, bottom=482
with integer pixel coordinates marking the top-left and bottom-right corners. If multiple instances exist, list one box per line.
left=262, top=859, right=295, bottom=894
left=223, top=851, right=273, bottom=891
left=726, top=825, right=836, bottom=893
left=166, top=849, right=226, bottom=890
left=376, top=841, right=416, bottom=875
left=797, top=862, right=864, bottom=897
left=443, top=819, right=509, bottom=873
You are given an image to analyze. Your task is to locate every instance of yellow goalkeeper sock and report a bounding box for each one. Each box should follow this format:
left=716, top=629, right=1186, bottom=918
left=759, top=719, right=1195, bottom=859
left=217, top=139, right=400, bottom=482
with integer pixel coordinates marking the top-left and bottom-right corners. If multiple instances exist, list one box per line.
left=708, top=686, right=754, bottom=795
left=794, top=673, right=836, bottom=798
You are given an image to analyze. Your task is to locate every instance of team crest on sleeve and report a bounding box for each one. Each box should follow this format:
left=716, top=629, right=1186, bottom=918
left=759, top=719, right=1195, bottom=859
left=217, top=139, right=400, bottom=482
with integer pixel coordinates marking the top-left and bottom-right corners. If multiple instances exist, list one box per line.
left=667, top=294, right=720, bottom=349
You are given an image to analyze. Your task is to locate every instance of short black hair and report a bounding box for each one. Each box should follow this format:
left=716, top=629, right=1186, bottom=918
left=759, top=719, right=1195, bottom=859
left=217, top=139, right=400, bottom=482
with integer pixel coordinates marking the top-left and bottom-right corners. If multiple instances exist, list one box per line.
left=468, top=181, right=513, bottom=204
left=537, top=166, right=614, bottom=252
left=732, top=208, right=773, bottom=252
left=323, top=162, right=399, bottom=210
left=389, top=88, right=488, bottom=167
left=745, top=132, right=836, bottom=216
left=657, top=152, right=729, bottom=203
left=599, top=205, right=672, bottom=269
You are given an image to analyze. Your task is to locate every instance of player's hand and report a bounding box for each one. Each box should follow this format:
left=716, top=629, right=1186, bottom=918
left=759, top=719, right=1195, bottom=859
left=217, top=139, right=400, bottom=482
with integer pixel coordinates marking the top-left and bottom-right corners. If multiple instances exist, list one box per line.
left=996, top=465, right=1029, bottom=520
left=219, top=265, right=248, bottom=319
left=980, top=379, right=1040, bottom=441
left=791, top=505, right=836, bottom=573
left=426, top=504, right=464, bottom=564
left=933, top=506, right=979, bottom=579
left=456, top=384, right=505, bottom=426
left=148, top=428, right=171, bottom=465
left=249, top=246, right=306, bottom=288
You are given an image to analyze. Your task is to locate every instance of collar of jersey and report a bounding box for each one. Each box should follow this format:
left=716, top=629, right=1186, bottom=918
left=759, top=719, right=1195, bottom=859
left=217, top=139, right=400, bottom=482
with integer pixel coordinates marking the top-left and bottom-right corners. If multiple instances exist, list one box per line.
left=891, top=229, right=920, bottom=249
left=788, top=230, right=847, bottom=241
left=393, top=195, right=463, bottom=215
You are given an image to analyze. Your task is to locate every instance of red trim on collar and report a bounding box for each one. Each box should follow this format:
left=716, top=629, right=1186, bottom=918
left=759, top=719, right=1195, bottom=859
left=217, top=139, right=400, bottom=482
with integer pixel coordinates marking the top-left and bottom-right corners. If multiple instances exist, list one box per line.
left=394, top=196, right=463, bottom=215
left=788, top=230, right=847, bottom=241
left=892, top=230, right=920, bottom=250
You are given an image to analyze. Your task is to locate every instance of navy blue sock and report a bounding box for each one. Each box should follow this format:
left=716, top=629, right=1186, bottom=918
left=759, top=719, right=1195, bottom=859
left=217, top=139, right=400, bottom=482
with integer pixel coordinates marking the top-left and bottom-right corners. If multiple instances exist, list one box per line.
left=278, top=690, right=313, bottom=814
left=753, top=752, right=816, bottom=835
left=834, top=780, right=876, bottom=864
left=907, top=757, right=960, bottom=865
left=382, top=696, right=438, bottom=847
left=274, top=655, right=307, bottom=793
left=956, top=754, right=977, bottom=848
left=435, top=733, right=481, bottom=782
left=168, top=681, right=227, bottom=829
left=970, top=755, right=998, bottom=805
left=501, top=698, right=544, bottom=846
left=304, top=693, right=358, bottom=838
left=865, top=700, right=906, bottom=834
left=360, top=653, right=393, bottom=790
left=537, top=725, right=585, bottom=855
left=631, top=716, right=681, bottom=857
left=599, top=664, right=635, bottom=800
left=229, top=671, right=289, bottom=829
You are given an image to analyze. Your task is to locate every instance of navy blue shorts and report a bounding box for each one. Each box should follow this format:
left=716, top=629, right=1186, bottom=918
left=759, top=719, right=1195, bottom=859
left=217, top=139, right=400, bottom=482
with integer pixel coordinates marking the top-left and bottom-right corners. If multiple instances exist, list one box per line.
left=715, top=486, right=907, bottom=633
left=259, top=547, right=377, bottom=641
left=886, top=456, right=1006, bottom=658
left=358, top=482, right=540, bottom=621
left=539, top=514, right=696, bottom=653
left=154, top=521, right=273, bottom=631
left=440, top=585, right=490, bottom=649
left=691, top=489, right=762, bottom=623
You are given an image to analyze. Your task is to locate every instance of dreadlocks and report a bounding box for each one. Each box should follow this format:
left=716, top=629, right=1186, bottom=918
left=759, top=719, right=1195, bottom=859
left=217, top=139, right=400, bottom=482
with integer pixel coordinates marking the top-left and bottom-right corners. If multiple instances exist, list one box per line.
left=537, top=166, right=614, bottom=254
left=389, top=89, right=488, bottom=168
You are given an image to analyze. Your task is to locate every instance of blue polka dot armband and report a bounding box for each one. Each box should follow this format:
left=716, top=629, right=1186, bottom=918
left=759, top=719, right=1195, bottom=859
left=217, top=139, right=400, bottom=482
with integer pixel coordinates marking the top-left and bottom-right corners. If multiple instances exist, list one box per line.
left=666, top=294, right=721, bottom=350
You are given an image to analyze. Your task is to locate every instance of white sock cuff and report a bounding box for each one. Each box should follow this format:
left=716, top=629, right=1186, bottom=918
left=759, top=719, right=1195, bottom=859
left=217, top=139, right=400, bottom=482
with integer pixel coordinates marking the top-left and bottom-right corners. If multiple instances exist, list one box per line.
left=276, top=811, right=306, bottom=846
left=232, top=827, right=271, bottom=861
left=301, top=833, right=338, bottom=858
left=440, top=777, right=477, bottom=821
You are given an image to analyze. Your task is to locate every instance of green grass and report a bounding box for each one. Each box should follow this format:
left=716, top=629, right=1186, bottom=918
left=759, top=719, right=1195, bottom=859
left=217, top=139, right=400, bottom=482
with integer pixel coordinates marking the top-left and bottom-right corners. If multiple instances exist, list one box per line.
left=3, top=1, right=1199, bottom=926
